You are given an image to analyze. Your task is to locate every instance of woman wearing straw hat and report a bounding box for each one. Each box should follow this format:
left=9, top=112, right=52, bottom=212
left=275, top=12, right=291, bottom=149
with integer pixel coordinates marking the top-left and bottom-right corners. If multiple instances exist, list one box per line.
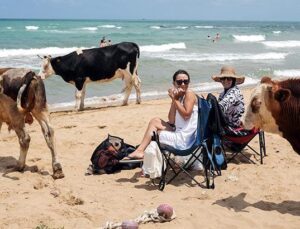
left=212, top=66, right=245, bottom=128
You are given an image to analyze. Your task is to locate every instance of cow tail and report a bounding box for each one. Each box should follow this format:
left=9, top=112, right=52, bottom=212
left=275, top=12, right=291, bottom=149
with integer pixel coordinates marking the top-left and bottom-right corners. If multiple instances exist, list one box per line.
left=17, top=71, right=35, bottom=113
left=136, top=43, right=140, bottom=58
left=17, top=84, right=26, bottom=113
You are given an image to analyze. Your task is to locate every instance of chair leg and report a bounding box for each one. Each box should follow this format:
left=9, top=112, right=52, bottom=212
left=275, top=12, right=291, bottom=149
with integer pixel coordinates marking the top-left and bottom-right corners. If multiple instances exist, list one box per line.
left=262, top=131, right=267, bottom=156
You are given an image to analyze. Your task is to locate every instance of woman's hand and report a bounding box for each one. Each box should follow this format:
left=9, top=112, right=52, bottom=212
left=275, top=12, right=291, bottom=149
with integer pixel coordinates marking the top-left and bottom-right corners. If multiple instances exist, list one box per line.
left=173, top=88, right=185, bottom=100
left=168, top=87, right=176, bottom=99
left=168, top=87, right=185, bottom=100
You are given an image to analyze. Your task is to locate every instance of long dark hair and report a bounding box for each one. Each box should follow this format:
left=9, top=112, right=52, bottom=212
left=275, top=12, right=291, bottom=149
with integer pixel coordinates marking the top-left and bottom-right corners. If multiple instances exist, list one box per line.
left=172, top=69, right=190, bottom=82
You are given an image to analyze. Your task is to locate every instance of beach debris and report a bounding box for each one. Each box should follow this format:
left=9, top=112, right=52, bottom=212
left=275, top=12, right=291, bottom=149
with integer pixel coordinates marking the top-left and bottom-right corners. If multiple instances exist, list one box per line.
left=60, top=191, right=84, bottom=206
left=101, top=203, right=176, bottom=229
left=157, top=204, right=173, bottom=219
left=225, top=173, right=239, bottom=182
left=50, top=188, right=60, bottom=198
left=33, top=179, right=48, bottom=190
left=121, top=220, right=138, bottom=229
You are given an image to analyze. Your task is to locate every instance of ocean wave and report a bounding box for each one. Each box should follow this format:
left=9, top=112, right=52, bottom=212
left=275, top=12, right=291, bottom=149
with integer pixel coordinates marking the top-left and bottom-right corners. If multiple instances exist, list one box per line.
left=272, top=31, right=282, bottom=34
left=43, top=29, right=76, bottom=34
left=175, top=26, right=188, bottom=29
left=150, top=26, right=161, bottom=29
left=48, top=78, right=259, bottom=111
left=25, top=26, right=39, bottom=30
left=233, top=35, right=265, bottom=42
left=273, top=69, right=300, bottom=77
left=145, top=52, right=288, bottom=62
left=140, top=42, right=186, bottom=52
left=262, top=40, right=300, bottom=48
left=0, top=46, right=92, bottom=58
left=6, top=27, right=12, bottom=30
left=99, top=25, right=122, bottom=29
left=194, top=25, right=214, bottom=29
left=80, top=27, right=98, bottom=31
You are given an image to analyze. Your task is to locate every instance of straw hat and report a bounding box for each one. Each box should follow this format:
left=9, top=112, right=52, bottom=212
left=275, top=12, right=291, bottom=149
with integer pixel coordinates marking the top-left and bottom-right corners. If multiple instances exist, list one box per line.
left=212, top=66, right=245, bottom=85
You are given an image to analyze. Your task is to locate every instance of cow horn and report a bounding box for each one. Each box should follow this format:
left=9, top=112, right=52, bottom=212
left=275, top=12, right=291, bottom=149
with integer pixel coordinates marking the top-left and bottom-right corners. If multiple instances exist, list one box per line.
left=37, top=55, right=43, bottom=59
left=17, top=84, right=26, bottom=113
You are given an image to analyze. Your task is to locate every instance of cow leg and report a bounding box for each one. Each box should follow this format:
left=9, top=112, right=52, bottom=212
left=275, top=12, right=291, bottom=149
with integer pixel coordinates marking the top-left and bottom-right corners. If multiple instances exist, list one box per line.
left=75, top=84, right=86, bottom=111
left=32, top=110, right=64, bottom=179
left=122, top=72, right=133, bottom=106
left=133, top=71, right=142, bottom=104
left=15, top=127, right=30, bottom=171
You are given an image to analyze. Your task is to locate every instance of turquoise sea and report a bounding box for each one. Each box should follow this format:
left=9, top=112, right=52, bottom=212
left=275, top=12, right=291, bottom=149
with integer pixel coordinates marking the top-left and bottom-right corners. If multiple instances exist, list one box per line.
left=0, top=19, right=300, bottom=109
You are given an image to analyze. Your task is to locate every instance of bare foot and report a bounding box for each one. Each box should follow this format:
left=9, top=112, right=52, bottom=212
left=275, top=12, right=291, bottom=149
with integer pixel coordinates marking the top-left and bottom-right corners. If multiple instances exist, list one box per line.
left=125, top=150, right=144, bottom=159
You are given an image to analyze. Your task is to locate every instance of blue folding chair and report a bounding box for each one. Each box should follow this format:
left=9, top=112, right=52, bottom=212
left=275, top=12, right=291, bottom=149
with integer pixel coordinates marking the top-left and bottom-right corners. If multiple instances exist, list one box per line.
left=153, top=95, right=219, bottom=190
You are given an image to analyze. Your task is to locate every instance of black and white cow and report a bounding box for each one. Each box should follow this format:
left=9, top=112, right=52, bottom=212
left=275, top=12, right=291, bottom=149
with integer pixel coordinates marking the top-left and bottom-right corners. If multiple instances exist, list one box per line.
left=39, top=42, right=141, bottom=110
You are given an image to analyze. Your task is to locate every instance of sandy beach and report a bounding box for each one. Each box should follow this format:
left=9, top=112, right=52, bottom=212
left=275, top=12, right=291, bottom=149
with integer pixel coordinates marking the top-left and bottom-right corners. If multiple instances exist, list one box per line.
left=0, top=88, right=300, bottom=229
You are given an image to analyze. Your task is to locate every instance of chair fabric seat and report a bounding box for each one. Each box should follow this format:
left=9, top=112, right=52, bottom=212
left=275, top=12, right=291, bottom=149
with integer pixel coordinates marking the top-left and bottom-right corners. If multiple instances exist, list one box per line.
left=160, top=143, right=200, bottom=156
left=224, top=127, right=260, bottom=144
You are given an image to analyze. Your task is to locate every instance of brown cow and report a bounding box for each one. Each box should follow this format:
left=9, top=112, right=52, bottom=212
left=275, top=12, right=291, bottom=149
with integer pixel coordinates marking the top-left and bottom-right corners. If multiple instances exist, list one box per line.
left=242, top=76, right=300, bottom=154
left=0, top=68, right=64, bottom=178
left=0, top=93, right=30, bottom=170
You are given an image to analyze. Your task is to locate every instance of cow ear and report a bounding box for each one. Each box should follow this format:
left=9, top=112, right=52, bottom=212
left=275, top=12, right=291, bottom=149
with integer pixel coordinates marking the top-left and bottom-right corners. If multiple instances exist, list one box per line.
left=274, top=88, right=291, bottom=102
left=261, top=76, right=272, bottom=84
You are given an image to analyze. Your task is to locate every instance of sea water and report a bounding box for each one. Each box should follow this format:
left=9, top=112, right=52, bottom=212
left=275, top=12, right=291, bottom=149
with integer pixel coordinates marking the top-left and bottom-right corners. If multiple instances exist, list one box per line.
left=0, top=19, right=299, bottom=109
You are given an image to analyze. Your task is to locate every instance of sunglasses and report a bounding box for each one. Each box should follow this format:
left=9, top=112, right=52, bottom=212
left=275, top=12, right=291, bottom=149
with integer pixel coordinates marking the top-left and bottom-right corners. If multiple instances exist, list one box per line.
left=176, top=79, right=189, bottom=85
left=220, top=77, right=233, bottom=81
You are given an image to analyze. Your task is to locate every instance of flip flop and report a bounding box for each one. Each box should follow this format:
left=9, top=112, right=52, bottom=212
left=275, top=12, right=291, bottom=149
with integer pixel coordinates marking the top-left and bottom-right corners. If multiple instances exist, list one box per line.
left=119, top=159, right=143, bottom=164
left=121, top=155, right=143, bottom=161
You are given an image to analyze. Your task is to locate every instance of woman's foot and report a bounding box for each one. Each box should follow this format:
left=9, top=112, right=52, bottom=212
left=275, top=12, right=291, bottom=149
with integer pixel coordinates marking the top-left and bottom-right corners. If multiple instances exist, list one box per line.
left=124, top=150, right=144, bottom=160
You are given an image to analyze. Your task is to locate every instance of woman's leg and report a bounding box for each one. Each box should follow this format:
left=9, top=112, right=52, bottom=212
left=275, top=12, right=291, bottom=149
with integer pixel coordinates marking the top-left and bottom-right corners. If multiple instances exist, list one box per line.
left=127, top=117, right=173, bottom=159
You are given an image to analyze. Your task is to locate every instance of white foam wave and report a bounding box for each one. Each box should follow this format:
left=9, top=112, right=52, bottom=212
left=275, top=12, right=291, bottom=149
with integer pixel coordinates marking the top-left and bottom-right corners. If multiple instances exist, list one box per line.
left=262, top=40, right=300, bottom=48
left=272, top=31, right=282, bottom=34
left=0, top=46, right=92, bottom=58
left=146, top=52, right=288, bottom=62
left=193, top=77, right=258, bottom=93
left=150, top=26, right=161, bottom=29
left=233, top=35, right=265, bottom=42
left=273, top=69, right=300, bottom=77
left=99, top=25, right=122, bottom=29
left=175, top=26, right=188, bottom=29
left=48, top=78, right=259, bottom=111
left=25, top=26, right=39, bottom=30
left=6, top=27, right=12, bottom=30
left=140, top=42, right=186, bottom=52
left=80, top=27, right=98, bottom=31
left=195, top=26, right=214, bottom=29
left=43, top=29, right=76, bottom=34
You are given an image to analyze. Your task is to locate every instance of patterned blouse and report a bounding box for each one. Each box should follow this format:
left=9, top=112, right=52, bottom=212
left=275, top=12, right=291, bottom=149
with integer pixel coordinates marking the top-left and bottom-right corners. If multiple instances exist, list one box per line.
left=218, top=85, right=245, bottom=128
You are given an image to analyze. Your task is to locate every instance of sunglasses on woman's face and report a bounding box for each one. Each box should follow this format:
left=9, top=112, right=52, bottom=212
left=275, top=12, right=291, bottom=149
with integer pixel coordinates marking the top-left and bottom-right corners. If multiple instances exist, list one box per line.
left=220, top=77, right=233, bottom=82
left=176, top=79, right=189, bottom=85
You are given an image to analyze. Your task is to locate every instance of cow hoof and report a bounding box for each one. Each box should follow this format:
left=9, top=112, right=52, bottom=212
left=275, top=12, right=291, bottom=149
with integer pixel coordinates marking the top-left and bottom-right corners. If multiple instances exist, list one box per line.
left=16, top=162, right=26, bottom=171
left=136, top=100, right=141, bottom=104
left=52, top=163, right=65, bottom=179
left=53, top=170, right=65, bottom=179
left=122, top=102, right=128, bottom=106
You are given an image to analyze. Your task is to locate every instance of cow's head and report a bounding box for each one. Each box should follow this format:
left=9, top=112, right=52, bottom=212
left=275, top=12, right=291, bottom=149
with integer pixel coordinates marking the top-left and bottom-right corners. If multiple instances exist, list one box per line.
left=38, top=55, right=55, bottom=80
left=242, top=76, right=291, bottom=135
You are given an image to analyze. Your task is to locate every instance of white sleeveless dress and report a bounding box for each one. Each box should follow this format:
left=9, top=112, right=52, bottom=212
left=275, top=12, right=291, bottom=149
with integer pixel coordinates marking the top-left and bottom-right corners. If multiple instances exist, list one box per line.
left=159, top=99, right=198, bottom=150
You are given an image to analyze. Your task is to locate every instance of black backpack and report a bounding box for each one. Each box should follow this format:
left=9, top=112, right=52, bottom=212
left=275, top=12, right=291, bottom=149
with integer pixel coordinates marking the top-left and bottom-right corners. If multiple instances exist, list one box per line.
left=90, top=134, right=141, bottom=174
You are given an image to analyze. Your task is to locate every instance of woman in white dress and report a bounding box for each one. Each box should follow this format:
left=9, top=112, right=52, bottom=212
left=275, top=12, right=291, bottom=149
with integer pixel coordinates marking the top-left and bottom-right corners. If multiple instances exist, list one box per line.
left=126, top=69, right=198, bottom=159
